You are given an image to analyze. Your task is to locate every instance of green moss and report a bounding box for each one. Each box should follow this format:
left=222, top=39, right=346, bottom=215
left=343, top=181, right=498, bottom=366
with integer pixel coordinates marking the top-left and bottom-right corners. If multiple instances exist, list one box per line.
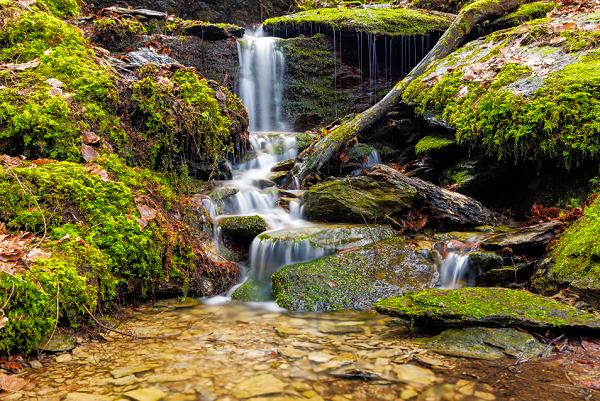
left=497, top=1, right=558, bottom=27
left=414, top=135, right=455, bottom=155
left=219, top=215, right=268, bottom=238
left=35, top=0, right=80, bottom=18
left=552, top=194, right=600, bottom=280
left=375, top=287, right=600, bottom=326
left=295, top=133, right=313, bottom=152
left=264, top=7, right=453, bottom=37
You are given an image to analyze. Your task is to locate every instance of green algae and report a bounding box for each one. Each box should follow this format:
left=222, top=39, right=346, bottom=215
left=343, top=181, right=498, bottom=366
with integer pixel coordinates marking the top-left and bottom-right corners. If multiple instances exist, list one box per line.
left=264, top=8, right=453, bottom=37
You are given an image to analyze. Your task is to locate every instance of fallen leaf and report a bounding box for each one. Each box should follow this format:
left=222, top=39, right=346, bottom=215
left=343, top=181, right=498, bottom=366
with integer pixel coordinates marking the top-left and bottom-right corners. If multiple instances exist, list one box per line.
left=0, top=251, right=26, bottom=262
left=82, top=144, right=99, bottom=162
left=58, top=383, right=79, bottom=391
left=328, top=282, right=339, bottom=287
left=2, top=362, right=22, bottom=370
left=136, top=204, right=157, bottom=220
left=339, top=248, right=359, bottom=254
left=82, top=131, right=101, bottom=144
left=579, top=379, right=600, bottom=390
left=235, top=320, right=249, bottom=325
left=24, top=248, right=52, bottom=262
left=216, top=89, right=226, bottom=101
left=0, top=372, right=32, bottom=392
left=0, top=316, right=7, bottom=329
left=339, top=153, right=349, bottom=163
left=32, top=159, right=54, bottom=166
left=415, top=215, right=429, bottom=230
left=550, top=36, right=566, bottom=45
left=136, top=217, right=148, bottom=232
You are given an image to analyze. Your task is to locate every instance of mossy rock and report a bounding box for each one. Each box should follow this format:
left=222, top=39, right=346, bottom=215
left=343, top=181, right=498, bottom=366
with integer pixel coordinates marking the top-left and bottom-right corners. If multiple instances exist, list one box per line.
left=220, top=215, right=268, bottom=238
left=37, top=334, right=76, bottom=352
left=481, top=222, right=560, bottom=252
left=413, top=327, right=546, bottom=360
left=271, top=159, right=296, bottom=173
left=272, top=237, right=439, bottom=312
left=492, top=1, right=559, bottom=28
left=431, top=231, right=481, bottom=242
left=375, top=288, right=600, bottom=333
left=295, top=134, right=313, bottom=153
left=231, top=278, right=272, bottom=302
left=468, top=251, right=504, bottom=272
left=303, top=176, right=416, bottom=223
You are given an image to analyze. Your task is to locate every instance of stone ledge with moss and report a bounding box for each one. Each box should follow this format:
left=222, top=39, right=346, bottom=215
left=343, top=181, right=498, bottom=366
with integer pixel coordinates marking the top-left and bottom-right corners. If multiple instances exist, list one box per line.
left=402, top=12, right=600, bottom=170
left=219, top=215, right=268, bottom=239
left=375, top=288, right=600, bottom=333
left=272, top=237, right=439, bottom=312
left=263, top=7, right=454, bottom=37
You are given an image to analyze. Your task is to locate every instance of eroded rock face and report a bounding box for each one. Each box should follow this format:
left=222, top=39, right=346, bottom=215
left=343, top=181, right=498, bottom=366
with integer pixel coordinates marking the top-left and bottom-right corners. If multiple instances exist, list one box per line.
left=375, top=288, right=600, bottom=333
left=481, top=222, right=562, bottom=252
left=303, top=176, right=416, bottom=223
left=414, top=327, right=545, bottom=360
left=272, top=237, right=439, bottom=311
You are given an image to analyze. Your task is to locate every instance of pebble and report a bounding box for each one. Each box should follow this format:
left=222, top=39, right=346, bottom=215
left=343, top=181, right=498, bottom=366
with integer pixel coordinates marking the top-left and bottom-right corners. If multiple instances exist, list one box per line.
left=307, top=352, right=334, bottom=363
left=65, top=393, right=115, bottom=401
left=393, top=364, right=437, bottom=385
left=124, top=388, right=167, bottom=401
left=110, top=364, right=158, bottom=378
left=231, top=374, right=287, bottom=398
left=29, top=360, right=43, bottom=369
left=56, top=354, right=73, bottom=363
left=277, top=348, right=306, bottom=359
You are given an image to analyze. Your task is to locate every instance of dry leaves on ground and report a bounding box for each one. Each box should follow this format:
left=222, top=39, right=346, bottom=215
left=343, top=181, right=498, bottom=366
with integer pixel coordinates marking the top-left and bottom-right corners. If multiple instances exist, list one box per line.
left=0, top=372, right=35, bottom=392
left=0, top=224, right=51, bottom=274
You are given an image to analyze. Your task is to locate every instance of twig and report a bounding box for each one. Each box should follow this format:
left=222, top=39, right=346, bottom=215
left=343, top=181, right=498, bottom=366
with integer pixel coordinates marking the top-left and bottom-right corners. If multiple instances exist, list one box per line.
left=1, top=282, right=15, bottom=310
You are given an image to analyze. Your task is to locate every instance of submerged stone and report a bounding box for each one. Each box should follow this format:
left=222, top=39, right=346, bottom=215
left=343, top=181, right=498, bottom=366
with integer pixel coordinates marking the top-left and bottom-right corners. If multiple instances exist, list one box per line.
left=375, top=287, right=600, bottom=332
left=231, top=374, right=286, bottom=399
left=303, top=176, right=416, bottom=223
left=272, top=237, right=439, bottom=311
left=37, top=334, right=76, bottom=352
left=231, top=277, right=271, bottom=302
left=414, top=327, right=546, bottom=360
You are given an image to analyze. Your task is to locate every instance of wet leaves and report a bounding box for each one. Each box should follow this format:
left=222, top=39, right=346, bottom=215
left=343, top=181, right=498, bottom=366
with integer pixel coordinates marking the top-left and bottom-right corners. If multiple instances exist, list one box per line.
left=81, top=144, right=100, bottom=162
left=0, top=371, right=34, bottom=392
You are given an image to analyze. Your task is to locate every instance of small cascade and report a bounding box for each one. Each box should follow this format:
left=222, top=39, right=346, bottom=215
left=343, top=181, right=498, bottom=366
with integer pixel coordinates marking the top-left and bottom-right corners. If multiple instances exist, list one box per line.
left=439, top=253, right=473, bottom=289
left=238, top=28, right=287, bottom=132
left=363, top=150, right=382, bottom=167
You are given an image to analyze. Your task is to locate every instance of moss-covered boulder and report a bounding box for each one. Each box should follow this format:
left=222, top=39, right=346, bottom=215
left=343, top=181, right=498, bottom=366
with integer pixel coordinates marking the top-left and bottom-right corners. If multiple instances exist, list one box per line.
left=481, top=222, right=561, bottom=252
left=304, top=176, right=416, bottom=223
left=531, top=196, right=600, bottom=305
left=413, top=327, right=546, bottom=360
left=375, top=288, right=600, bottom=333
left=272, top=237, right=439, bottom=312
left=220, top=215, right=268, bottom=239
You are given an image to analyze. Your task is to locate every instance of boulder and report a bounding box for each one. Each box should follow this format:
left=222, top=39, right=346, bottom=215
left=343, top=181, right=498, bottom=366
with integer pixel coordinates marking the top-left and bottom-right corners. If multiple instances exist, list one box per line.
left=414, top=327, right=546, bottom=360
left=270, top=158, right=296, bottom=173
left=272, top=237, right=439, bottom=311
left=252, top=179, right=276, bottom=189
left=375, top=287, right=600, bottom=333
left=293, top=113, right=322, bottom=132
left=476, top=261, right=536, bottom=286
left=266, top=171, right=289, bottom=185
left=279, top=189, right=305, bottom=198
left=121, top=48, right=179, bottom=70
left=303, top=176, right=416, bottom=223
left=112, top=7, right=167, bottom=19
left=37, top=334, right=76, bottom=352
left=220, top=215, right=268, bottom=239
left=481, top=222, right=562, bottom=252
left=183, top=23, right=245, bottom=40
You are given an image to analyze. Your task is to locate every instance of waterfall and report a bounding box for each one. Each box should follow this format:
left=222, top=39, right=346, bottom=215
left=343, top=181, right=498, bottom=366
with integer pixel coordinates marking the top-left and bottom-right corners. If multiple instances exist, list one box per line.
left=237, top=30, right=287, bottom=132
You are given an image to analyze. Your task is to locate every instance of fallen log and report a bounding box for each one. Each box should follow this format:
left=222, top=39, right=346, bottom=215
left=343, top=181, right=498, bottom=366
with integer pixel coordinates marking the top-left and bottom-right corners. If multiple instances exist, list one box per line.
left=297, top=0, right=533, bottom=181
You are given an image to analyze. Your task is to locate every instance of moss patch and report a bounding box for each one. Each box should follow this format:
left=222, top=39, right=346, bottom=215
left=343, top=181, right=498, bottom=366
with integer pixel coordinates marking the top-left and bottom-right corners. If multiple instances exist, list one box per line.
left=414, top=135, right=456, bottom=155
left=219, top=215, right=268, bottom=238
left=495, top=1, right=559, bottom=27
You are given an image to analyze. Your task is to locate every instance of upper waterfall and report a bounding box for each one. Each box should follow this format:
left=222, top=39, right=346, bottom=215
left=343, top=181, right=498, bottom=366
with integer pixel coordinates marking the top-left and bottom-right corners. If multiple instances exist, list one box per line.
left=237, top=27, right=288, bottom=132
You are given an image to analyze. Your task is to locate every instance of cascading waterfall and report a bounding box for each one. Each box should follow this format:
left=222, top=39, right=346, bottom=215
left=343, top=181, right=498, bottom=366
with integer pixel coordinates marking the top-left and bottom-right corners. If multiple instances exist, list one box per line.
left=237, top=29, right=287, bottom=132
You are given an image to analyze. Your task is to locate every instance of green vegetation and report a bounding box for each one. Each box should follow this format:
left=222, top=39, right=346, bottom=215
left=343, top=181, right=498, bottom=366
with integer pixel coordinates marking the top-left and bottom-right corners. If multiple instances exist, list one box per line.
left=410, top=0, right=474, bottom=14
left=375, top=287, right=600, bottom=326
left=295, top=133, right=313, bottom=152
left=552, top=195, right=600, bottom=281
left=496, top=1, right=559, bottom=27
left=414, top=135, right=455, bottom=155
left=219, top=215, right=268, bottom=238
left=264, top=7, right=453, bottom=37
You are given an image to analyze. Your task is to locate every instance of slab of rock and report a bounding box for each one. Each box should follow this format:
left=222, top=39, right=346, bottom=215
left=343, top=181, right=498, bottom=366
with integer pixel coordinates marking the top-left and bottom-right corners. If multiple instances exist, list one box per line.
left=279, top=189, right=306, bottom=198
left=219, top=215, right=268, bottom=239
left=37, top=334, right=76, bottom=352
left=121, top=48, right=179, bottom=70
left=375, top=287, right=600, bottom=333
left=110, top=364, right=158, bottom=379
left=266, top=171, right=289, bottom=185
left=476, top=261, right=536, bottom=285
left=293, top=113, right=322, bottom=132
left=113, top=7, right=166, bottom=19
left=414, top=327, right=546, bottom=360
left=304, top=176, right=416, bottom=223
left=65, top=394, right=115, bottom=401
left=271, top=158, right=296, bottom=173
left=481, top=221, right=562, bottom=252
left=231, top=374, right=286, bottom=399
left=252, top=179, right=276, bottom=189
left=123, top=388, right=166, bottom=401
left=272, top=237, right=439, bottom=311
left=183, top=23, right=245, bottom=39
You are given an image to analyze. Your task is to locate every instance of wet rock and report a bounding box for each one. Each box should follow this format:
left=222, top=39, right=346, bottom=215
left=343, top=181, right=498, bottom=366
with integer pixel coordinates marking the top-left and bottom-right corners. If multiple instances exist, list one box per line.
left=477, top=261, right=536, bottom=285
left=231, top=277, right=270, bottom=302
left=393, top=364, right=437, bottom=385
left=277, top=348, right=306, bottom=359
left=252, top=179, right=277, bottom=189
left=37, top=333, right=76, bottom=352
left=220, top=215, right=268, bottom=239
left=375, top=287, right=600, bottom=332
left=97, top=374, right=140, bottom=386
left=231, top=374, right=287, bottom=398
left=65, top=394, right=115, bottom=401
left=55, top=354, right=72, bottom=363
left=272, top=237, right=439, bottom=311
left=294, top=113, right=322, bottom=132
left=270, top=158, right=296, bottom=173
left=124, top=388, right=167, bottom=401
left=307, top=352, right=334, bottom=363
left=183, top=23, right=245, bottom=40
left=317, top=324, right=365, bottom=334
left=279, top=189, right=306, bottom=198
left=121, top=48, right=179, bottom=70
left=110, top=364, right=158, bottom=378
left=135, top=297, right=199, bottom=314
left=304, top=176, right=416, bottom=223
left=475, top=226, right=515, bottom=233
left=481, top=221, right=562, bottom=252
left=208, top=187, right=239, bottom=203
left=431, top=231, right=481, bottom=242
left=29, top=360, right=43, bottom=369
left=469, top=251, right=504, bottom=272
left=414, top=327, right=546, bottom=360
left=266, top=171, right=289, bottom=185
left=112, top=7, right=167, bottom=19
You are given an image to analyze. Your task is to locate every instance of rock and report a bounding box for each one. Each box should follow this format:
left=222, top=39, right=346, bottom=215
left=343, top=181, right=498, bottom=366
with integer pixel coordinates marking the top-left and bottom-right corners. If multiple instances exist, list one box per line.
left=468, top=251, right=504, bottom=272
left=375, top=287, right=600, bottom=332
left=123, top=388, right=167, bottom=401
left=303, top=176, right=416, bottom=223
left=277, top=348, right=306, bottom=359
left=55, top=354, right=72, bottom=363
left=65, top=394, right=115, bottom=401
left=266, top=171, right=289, bottom=185
left=414, top=327, right=546, bottom=360
left=477, top=261, right=536, bottom=285
left=272, top=237, right=439, bottom=311
left=314, top=352, right=358, bottom=372
left=307, top=352, right=334, bottom=363
left=231, top=374, right=287, bottom=399
left=112, top=7, right=166, bottom=19
left=455, top=380, right=496, bottom=400
left=110, top=364, right=158, bottom=378
left=37, top=333, right=76, bottom=352
left=270, top=159, right=296, bottom=172
left=97, top=374, right=140, bottom=386
left=29, top=360, right=43, bottom=369
left=293, top=113, right=322, bottom=132
left=121, top=48, right=179, bottom=70
left=279, top=189, right=305, bottom=198
left=317, top=324, right=365, bottom=334
left=431, top=232, right=481, bottom=242
left=481, top=221, right=562, bottom=252
left=393, top=364, right=437, bottom=385
left=252, top=179, right=277, bottom=189
left=220, top=215, right=268, bottom=239
left=231, top=277, right=271, bottom=302
left=183, top=23, right=245, bottom=40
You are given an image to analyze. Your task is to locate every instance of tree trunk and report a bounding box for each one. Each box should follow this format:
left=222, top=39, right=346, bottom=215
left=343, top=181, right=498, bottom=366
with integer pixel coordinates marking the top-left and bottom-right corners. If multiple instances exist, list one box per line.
left=367, top=165, right=500, bottom=226
left=297, top=0, right=532, bottom=181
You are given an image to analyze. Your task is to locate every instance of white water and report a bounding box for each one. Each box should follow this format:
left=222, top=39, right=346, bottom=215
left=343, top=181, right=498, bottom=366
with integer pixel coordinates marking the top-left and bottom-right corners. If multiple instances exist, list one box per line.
left=237, top=27, right=287, bottom=132
left=439, top=253, right=472, bottom=289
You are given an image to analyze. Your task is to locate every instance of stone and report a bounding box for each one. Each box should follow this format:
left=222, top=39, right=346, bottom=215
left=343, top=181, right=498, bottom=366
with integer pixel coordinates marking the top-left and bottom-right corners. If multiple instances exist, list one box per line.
left=110, top=364, right=158, bottom=378
left=122, top=48, right=179, bottom=70
left=375, top=288, right=600, bottom=332
left=481, top=221, right=561, bottom=252
left=431, top=232, right=481, bottom=242
left=267, top=171, right=289, bottom=185
left=56, top=354, right=72, bottom=363
left=123, top=388, right=167, bottom=401
left=277, top=348, right=306, bottom=359
left=392, top=364, right=437, bottom=385
left=37, top=333, right=76, bottom=352
left=219, top=215, right=268, bottom=239
left=252, top=179, right=277, bottom=189
left=317, top=324, right=365, bottom=334
left=272, top=237, right=439, bottom=312
left=29, top=360, right=43, bottom=369
left=314, top=352, right=357, bottom=372
left=97, top=374, right=140, bottom=386
left=183, top=23, right=245, bottom=40
left=307, top=352, right=334, bottom=363
left=293, top=113, right=322, bottom=132
left=414, top=327, right=545, bottom=360
left=231, top=374, right=287, bottom=398
left=112, top=7, right=167, bottom=19
left=468, top=250, right=504, bottom=272
left=65, top=394, right=115, bottom=401
left=271, top=159, right=296, bottom=173
left=146, top=374, right=194, bottom=383
left=476, top=261, right=536, bottom=285
left=455, top=380, right=496, bottom=400
left=303, top=176, right=416, bottom=223
left=279, top=189, right=306, bottom=199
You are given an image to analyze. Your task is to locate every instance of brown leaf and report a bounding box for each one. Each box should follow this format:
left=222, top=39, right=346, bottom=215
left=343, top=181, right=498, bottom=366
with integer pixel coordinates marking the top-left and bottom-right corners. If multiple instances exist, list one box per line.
left=0, top=59, right=40, bottom=71
left=415, top=215, right=428, bottom=230
left=0, top=251, right=26, bottom=262
left=136, top=204, right=158, bottom=220
left=216, top=89, right=226, bottom=101
left=550, top=36, right=566, bottom=45
left=31, top=159, right=55, bottom=166
left=579, top=380, right=600, bottom=390
left=3, top=362, right=21, bottom=370
left=136, top=217, right=148, bottom=232
left=58, top=383, right=79, bottom=391
left=557, top=22, right=578, bottom=32
left=0, top=372, right=32, bottom=392
left=328, top=282, right=339, bottom=287
left=339, top=248, right=359, bottom=254
left=24, top=248, right=52, bottom=262
left=82, top=144, right=99, bottom=162
left=339, top=153, right=349, bottom=163
left=235, top=320, right=249, bottom=325
left=82, top=131, right=100, bottom=144
left=0, top=316, right=7, bottom=329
